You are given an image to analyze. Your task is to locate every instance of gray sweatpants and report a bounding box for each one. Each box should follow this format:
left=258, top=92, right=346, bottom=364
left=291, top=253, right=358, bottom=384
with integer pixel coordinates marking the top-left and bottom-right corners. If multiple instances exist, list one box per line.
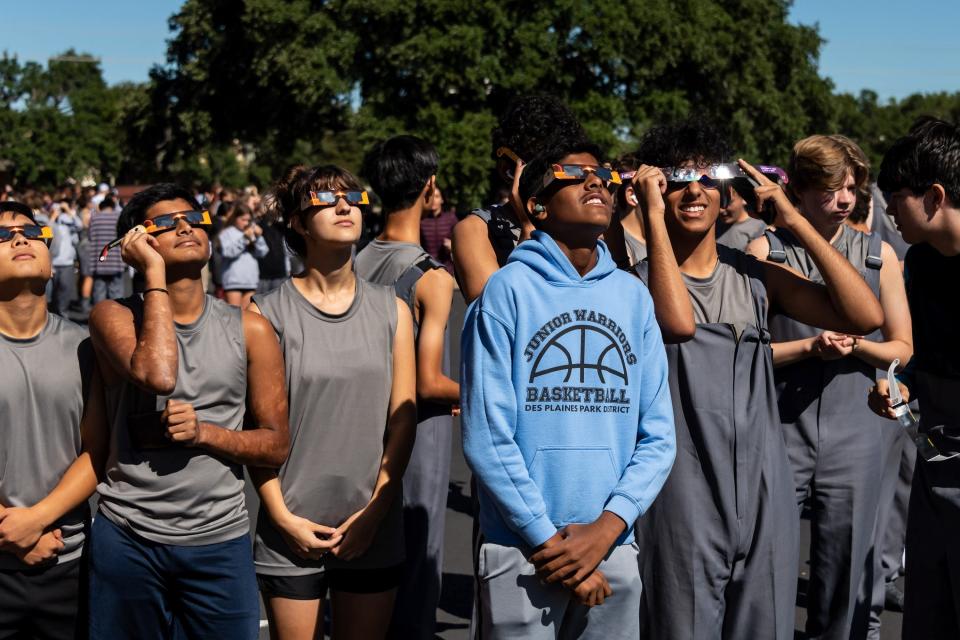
left=474, top=541, right=641, bottom=640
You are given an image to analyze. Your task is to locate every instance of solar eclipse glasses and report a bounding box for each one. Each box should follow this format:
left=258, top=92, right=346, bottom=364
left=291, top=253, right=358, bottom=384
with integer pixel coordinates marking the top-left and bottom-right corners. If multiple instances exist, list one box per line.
left=99, top=210, right=211, bottom=262
left=300, top=190, right=370, bottom=211
left=0, top=224, right=53, bottom=244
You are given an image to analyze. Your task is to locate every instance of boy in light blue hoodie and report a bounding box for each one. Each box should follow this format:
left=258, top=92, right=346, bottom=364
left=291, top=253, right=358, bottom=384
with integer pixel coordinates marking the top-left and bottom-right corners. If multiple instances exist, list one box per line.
left=461, top=140, right=676, bottom=639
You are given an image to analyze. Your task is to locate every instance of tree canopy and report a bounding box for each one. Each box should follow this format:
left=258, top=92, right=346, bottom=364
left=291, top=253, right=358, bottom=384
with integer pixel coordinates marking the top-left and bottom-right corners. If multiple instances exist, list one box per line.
left=2, top=1, right=960, bottom=207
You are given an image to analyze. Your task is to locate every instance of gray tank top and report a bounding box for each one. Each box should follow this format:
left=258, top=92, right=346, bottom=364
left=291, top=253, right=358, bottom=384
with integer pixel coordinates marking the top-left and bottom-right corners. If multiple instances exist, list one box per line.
left=624, top=229, right=647, bottom=266
left=252, top=278, right=401, bottom=574
left=716, top=217, right=767, bottom=252
left=97, top=295, right=250, bottom=546
left=354, top=239, right=431, bottom=294
left=636, top=245, right=759, bottom=335
left=0, top=315, right=92, bottom=569
left=765, top=225, right=883, bottom=341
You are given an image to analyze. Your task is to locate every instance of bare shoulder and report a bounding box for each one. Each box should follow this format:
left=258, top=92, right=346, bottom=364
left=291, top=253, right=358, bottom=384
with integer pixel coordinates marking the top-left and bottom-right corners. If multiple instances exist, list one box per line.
left=88, top=299, right=134, bottom=336
left=241, top=308, right=276, bottom=341
left=452, top=214, right=487, bottom=241
left=745, top=233, right=770, bottom=259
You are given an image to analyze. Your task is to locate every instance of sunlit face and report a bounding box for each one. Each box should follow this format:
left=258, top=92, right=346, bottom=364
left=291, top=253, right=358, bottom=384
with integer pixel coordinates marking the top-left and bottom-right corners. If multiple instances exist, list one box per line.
left=145, top=199, right=211, bottom=267
left=532, top=152, right=614, bottom=235
left=885, top=188, right=929, bottom=244
left=0, top=211, right=52, bottom=285
left=797, top=171, right=857, bottom=226
left=295, top=191, right=363, bottom=248
left=663, top=162, right=723, bottom=235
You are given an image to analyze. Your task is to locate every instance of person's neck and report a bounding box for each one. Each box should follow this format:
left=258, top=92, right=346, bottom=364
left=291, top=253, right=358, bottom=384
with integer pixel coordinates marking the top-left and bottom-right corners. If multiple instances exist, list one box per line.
left=164, top=271, right=206, bottom=325
left=0, top=285, right=48, bottom=339
left=931, top=209, right=960, bottom=256
left=802, top=209, right=843, bottom=243
left=550, top=231, right=602, bottom=277
left=621, top=209, right=646, bottom=242
left=378, top=206, right=423, bottom=245
left=672, top=229, right=719, bottom=278
left=297, top=245, right=356, bottom=299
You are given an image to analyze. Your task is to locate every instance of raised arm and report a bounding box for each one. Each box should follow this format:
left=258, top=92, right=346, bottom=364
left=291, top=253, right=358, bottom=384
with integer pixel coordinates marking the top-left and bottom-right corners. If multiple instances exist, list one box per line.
left=415, top=267, right=460, bottom=405
left=633, top=165, right=696, bottom=342
left=451, top=215, right=501, bottom=303
left=332, top=299, right=418, bottom=560
left=166, top=310, right=289, bottom=467
left=739, top=159, right=884, bottom=335
left=89, top=230, right=177, bottom=394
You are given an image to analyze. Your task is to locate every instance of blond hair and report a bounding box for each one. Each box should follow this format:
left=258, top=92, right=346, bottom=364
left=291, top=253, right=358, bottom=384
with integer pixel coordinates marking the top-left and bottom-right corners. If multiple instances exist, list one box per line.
left=788, top=135, right=869, bottom=196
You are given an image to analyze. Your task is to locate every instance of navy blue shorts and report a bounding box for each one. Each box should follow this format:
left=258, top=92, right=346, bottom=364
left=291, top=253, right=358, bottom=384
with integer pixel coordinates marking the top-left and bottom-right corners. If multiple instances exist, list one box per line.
left=88, top=516, right=259, bottom=640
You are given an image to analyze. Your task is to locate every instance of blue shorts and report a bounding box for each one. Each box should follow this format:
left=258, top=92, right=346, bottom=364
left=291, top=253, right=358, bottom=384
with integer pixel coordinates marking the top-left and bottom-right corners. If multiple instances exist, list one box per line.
left=88, top=516, right=259, bottom=640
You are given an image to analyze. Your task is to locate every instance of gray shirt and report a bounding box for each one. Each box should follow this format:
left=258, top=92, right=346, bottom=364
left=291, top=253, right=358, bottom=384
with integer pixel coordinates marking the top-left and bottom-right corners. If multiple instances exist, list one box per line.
left=354, top=239, right=431, bottom=293
left=253, top=278, right=402, bottom=574
left=636, top=245, right=759, bottom=335
left=716, top=217, right=767, bottom=252
left=96, top=295, right=250, bottom=546
left=624, top=229, right=647, bottom=266
left=0, top=314, right=92, bottom=569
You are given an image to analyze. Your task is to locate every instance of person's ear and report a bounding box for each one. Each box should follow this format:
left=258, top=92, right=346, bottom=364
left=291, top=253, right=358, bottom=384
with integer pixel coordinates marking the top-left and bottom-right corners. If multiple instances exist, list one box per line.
left=527, top=197, right=547, bottom=223
left=291, top=213, right=309, bottom=237
left=423, top=175, right=437, bottom=204
left=927, top=183, right=947, bottom=214
left=625, top=185, right=638, bottom=207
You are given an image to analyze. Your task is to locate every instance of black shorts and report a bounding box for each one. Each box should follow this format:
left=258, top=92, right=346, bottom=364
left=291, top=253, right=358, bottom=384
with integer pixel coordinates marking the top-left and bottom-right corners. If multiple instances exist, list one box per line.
left=257, top=564, right=404, bottom=600
left=0, top=557, right=85, bottom=640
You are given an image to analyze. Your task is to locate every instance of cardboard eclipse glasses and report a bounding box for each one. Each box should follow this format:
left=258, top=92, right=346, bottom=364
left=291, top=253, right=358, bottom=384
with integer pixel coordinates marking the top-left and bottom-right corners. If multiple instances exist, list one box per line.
left=0, top=224, right=53, bottom=244
left=301, top=190, right=370, bottom=210
left=538, top=164, right=622, bottom=194
left=98, top=210, right=211, bottom=262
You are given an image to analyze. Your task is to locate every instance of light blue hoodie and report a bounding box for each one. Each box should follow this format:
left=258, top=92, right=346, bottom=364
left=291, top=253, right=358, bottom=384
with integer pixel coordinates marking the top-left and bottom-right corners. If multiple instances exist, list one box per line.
left=461, top=231, right=676, bottom=548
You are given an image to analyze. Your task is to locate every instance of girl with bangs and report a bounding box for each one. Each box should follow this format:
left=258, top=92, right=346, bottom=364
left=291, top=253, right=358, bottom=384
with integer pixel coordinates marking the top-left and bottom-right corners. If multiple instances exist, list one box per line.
left=249, top=165, right=417, bottom=640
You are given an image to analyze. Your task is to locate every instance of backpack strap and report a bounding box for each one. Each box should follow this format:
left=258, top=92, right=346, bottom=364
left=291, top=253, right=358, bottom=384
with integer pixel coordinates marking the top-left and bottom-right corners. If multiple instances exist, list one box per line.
left=764, top=230, right=787, bottom=264
left=394, top=256, right=444, bottom=326
left=865, top=231, right=884, bottom=270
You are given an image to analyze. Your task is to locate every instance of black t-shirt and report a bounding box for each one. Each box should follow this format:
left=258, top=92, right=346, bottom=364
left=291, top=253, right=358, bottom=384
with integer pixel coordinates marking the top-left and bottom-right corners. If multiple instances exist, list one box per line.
left=257, top=223, right=288, bottom=279
left=905, top=242, right=960, bottom=379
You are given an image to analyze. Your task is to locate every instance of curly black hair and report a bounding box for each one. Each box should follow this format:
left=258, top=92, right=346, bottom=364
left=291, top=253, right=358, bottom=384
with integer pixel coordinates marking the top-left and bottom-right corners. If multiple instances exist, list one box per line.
left=879, top=116, right=960, bottom=204
left=491, top=94, right=589, bottom=164
left=633, top=118, right=733, bottom=169
left=519, top=140, right=605, bottom=205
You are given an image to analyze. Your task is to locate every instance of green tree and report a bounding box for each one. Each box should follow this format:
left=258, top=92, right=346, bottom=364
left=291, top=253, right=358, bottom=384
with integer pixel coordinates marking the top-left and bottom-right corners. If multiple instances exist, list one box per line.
left=0, top=51, right=127, bottom=188
left=142, top=0, right=841, bottom=208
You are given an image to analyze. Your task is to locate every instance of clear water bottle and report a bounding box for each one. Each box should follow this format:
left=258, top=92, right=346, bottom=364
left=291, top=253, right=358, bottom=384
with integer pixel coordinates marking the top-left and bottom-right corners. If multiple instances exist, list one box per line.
left=887, top=359, right=954, bottom=463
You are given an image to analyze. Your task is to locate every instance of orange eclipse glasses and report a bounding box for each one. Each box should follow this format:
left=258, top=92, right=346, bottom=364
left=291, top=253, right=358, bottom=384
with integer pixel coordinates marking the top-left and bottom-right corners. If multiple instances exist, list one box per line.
left=300, top=190, right=370, bottom=211
left=0, top=224, right=53, bottom=244
left=99, top=210, right=211, bottom=262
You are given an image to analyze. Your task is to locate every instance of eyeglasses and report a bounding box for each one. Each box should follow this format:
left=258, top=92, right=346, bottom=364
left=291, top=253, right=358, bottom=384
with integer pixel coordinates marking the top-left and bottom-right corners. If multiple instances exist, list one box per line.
left=539, top=164, right=622, bottom=194
left=98, top=210, right=211, bottom=262
left=301, top=191, right=370, bottom=210
left=496, top=147, right=523, bottom=180
left=0, top=224, right=53, bottom=243
left=141, top=210, right=212, bottom=233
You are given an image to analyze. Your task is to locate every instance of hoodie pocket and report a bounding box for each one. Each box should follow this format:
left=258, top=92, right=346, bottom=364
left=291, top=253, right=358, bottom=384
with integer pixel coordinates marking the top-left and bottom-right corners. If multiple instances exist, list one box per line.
left=528, top=446, right=619, bottom=526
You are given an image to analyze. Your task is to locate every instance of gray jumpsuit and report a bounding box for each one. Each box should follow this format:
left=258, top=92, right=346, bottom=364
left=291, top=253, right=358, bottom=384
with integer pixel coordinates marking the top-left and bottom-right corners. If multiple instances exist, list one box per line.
left=764, top=226, right=887, bottom=640
left=636, top=246, right=798, bottom=640
left=355, top=240, right=453, bottom=640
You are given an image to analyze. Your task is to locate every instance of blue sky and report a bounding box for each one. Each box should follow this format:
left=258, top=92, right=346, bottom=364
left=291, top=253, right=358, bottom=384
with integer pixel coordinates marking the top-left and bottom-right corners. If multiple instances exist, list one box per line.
left=3, top=1, right=959, bottom=101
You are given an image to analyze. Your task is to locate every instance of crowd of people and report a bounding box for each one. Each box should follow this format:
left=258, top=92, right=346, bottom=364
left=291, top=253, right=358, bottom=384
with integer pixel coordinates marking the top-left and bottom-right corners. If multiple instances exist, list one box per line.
left=0, top=93, right=958, bottom=640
